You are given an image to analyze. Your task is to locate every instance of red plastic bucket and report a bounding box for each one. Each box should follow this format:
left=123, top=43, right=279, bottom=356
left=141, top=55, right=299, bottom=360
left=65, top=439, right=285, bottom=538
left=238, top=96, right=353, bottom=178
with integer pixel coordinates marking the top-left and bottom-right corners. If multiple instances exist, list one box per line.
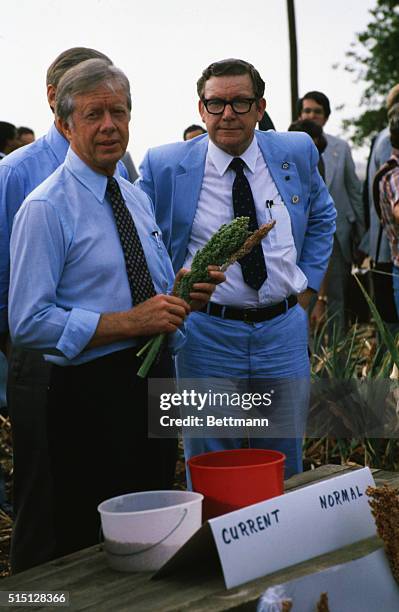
left=188, top=448, right=285, bottom=521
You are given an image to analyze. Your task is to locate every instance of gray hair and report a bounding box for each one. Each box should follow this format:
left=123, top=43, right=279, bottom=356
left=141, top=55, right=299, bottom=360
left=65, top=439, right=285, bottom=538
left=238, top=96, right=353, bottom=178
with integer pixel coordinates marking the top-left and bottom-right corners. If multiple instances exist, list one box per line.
left=55, top=59, right=131, bottom=125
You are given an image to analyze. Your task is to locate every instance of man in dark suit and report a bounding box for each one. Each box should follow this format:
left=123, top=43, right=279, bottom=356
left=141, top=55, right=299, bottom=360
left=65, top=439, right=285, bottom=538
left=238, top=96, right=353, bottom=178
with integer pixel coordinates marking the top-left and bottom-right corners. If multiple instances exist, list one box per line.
left=298, top=91, right=365, bottom=333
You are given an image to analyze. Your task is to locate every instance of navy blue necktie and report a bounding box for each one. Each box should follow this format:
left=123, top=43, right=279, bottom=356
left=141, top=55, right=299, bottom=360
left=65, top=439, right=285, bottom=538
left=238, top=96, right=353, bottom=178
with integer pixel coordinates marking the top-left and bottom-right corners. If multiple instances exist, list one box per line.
left=106, top=177, right=156, bottom=304
left=229, top=157, right=267, bottom=289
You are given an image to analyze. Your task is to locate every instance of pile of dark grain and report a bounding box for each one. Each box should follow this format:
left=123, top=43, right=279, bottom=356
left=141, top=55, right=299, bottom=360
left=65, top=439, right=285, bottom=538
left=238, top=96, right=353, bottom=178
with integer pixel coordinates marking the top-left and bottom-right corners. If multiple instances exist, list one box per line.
left=367, top=484, right=399, bottom=584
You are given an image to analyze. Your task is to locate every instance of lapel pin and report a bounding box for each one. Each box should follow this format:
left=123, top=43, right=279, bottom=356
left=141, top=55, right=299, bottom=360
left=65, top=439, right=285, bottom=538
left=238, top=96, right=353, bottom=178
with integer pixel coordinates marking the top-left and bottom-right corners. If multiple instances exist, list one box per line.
left=292, top=195, right=300, bottom=204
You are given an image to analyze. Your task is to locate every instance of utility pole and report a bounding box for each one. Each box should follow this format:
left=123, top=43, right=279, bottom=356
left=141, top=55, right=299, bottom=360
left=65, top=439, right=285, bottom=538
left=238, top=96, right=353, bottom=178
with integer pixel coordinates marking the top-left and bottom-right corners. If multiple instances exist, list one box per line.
left=287, top=0, right=298, bottom=122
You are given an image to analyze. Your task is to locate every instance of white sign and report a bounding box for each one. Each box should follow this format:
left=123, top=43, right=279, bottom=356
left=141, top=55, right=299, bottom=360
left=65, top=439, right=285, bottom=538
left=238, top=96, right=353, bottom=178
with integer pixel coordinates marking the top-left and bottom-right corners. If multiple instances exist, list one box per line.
left=209, top=467, right=376, bottom=589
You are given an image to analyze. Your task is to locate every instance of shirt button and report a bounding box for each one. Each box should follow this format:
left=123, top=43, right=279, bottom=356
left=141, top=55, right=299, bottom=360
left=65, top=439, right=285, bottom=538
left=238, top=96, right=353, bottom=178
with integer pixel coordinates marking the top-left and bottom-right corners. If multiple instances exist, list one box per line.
left=282, top=162, right=290, bottom=170
left=292, top=195, right=300, bottom=204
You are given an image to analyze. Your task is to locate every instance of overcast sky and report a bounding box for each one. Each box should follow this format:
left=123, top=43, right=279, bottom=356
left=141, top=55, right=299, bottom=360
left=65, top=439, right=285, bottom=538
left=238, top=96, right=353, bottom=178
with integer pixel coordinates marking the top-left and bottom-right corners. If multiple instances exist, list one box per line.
left=1, top=0, right=376, bottom=166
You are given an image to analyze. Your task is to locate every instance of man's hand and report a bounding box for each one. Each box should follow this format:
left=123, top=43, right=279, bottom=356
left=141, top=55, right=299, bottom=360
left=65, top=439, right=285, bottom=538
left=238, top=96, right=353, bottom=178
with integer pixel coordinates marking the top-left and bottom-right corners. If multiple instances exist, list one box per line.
left=352, top=248, right=367, bottom=267
left=124, top=294, right=190, bottom=336
left=88, top=266, right=225, bottom=350
left=297, top=288, right=316, bottom=310
left=88, top=294, right=190, bottom=349
left=310, top=299, right=326, bottom=330
left=174, top=265, right=226, bottom=312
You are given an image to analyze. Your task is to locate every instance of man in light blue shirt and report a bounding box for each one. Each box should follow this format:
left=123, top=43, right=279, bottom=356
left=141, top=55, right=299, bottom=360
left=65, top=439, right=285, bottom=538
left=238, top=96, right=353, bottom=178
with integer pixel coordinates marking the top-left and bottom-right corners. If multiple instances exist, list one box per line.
left=0, top=47, right=128, bottom=574
left=10, top=146, right=186, bottom=365
left=9, top=58, right=222, bottom=569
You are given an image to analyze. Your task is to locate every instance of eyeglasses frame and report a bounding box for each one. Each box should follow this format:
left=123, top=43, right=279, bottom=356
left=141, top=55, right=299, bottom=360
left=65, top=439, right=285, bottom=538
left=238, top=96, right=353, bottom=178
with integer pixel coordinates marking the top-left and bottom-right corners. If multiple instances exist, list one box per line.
left=201, top=97, right=258, bottom=115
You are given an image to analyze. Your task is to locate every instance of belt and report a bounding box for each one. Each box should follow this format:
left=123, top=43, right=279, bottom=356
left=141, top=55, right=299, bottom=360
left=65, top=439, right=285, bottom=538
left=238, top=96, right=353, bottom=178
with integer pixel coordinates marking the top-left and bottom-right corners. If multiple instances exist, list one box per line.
left=200, top=295, right=298, bottom=323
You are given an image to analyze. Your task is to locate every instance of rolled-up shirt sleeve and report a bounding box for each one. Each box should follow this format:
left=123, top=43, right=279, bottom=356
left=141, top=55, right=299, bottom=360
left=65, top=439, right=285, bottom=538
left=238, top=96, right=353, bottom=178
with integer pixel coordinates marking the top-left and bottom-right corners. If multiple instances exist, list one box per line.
left=9, top=198, right=100, bottom=359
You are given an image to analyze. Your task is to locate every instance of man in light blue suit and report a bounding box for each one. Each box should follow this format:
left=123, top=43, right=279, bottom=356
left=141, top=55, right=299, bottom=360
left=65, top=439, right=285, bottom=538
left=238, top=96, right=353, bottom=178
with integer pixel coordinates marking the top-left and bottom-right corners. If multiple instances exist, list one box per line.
left=138, top=59, right=336, bottom=480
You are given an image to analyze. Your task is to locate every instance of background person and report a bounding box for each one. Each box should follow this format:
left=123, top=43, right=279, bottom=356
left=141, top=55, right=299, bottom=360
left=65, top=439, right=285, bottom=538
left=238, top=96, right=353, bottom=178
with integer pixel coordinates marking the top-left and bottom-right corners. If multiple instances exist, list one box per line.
left=16, top=126, right=35, bottom=146
left=288, top=118, right=329, bottom=329
left=0, top=121, right=19, bottom=516
left=288, top=118, right=327, bottom=179
left=183, top=124, right=206, bottom=140
left=297, top=91, right=365, bottom=335
left=0, top=122, right=20, bottom=159
left=378, top=103, right=399, bottom=316
left=361, top=84, right=399, bottom=333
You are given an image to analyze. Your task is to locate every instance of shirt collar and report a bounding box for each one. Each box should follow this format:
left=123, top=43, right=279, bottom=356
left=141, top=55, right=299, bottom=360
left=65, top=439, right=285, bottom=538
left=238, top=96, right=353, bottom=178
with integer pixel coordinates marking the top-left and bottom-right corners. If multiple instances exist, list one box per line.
left=65, top=147, right=118, bottom=204
left=207, top=136, right=258, bottom=176
left=46, top=122, right=70, bottom=165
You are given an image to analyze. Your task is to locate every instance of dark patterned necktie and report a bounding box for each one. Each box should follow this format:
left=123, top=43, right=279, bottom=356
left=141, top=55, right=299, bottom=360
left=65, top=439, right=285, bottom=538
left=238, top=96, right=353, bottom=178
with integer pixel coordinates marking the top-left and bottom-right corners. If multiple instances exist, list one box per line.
left=106, top=177, right=156, bottom=304
left=229, top=157, right=267, bottom=289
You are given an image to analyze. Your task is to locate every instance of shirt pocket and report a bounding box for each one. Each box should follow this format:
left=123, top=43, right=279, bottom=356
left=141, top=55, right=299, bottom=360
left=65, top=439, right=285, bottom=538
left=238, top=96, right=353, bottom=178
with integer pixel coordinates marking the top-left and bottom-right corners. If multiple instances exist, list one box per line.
left=147, top=227, right=173, bottom=294
left=267, top=201, right=294, bottom=249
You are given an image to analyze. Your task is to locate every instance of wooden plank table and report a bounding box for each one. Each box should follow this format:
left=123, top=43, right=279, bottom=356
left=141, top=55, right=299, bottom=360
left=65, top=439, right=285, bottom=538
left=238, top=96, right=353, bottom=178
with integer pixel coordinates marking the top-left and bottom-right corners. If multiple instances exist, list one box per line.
left=1, top=464, right=396, bottom=611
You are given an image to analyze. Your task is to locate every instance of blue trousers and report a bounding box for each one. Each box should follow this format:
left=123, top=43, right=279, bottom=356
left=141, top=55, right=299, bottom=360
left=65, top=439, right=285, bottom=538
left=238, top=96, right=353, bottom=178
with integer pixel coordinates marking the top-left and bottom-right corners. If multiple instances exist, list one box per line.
left=176, top=304, right=310, bottom=485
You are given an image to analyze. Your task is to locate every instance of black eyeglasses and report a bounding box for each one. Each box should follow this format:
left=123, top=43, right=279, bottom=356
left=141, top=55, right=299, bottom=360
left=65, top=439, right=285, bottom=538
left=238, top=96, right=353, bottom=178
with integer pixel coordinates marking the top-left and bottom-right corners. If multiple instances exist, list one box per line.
left=202, top=98, right=257, bottom=115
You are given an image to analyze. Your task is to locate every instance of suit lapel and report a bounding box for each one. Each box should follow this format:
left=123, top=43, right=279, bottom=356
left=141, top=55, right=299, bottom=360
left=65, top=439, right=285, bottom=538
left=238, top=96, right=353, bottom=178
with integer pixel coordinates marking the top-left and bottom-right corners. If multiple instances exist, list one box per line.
left=171, top=137, right=208, bottom=270
left=257, top=132, right=296, bottom=207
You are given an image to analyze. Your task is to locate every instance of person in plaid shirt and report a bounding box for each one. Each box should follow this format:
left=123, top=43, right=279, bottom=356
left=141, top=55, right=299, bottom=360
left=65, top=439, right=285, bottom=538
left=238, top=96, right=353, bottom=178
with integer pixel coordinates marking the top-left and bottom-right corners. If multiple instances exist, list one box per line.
left=379, top=102, right=399, bottom=316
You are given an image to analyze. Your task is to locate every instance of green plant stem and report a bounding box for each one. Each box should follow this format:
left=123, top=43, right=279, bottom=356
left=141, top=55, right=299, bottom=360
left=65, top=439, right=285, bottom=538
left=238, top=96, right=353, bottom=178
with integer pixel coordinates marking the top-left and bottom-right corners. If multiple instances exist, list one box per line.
left=136, top=337, right=155, bottom=358
left=136, top=333, right=166, bottom=378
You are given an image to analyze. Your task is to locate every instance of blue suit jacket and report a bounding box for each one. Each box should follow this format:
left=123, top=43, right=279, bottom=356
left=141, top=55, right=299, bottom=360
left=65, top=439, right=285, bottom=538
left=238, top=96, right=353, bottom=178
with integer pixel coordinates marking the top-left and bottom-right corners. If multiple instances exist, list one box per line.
left=137, top=130, right=336, bottom=292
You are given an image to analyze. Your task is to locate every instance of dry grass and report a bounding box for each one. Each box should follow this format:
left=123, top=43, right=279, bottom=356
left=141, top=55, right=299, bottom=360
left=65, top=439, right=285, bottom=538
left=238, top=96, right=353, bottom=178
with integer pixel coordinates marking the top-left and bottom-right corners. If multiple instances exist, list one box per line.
left=0, top=415, right=12, bottom=577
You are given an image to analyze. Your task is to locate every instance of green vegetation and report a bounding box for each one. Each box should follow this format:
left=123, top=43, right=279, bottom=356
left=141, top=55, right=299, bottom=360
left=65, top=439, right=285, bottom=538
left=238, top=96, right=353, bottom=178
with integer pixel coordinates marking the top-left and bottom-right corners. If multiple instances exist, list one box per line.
left=343, top=0, right=399, bottom=145
left=306, top=274, right=399, bottom=471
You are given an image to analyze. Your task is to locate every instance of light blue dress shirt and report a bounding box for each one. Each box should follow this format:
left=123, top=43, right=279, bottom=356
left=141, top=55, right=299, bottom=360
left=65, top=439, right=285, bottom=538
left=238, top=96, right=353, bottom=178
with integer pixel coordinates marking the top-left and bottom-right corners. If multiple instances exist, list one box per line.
left=0, top=123, right=129, bottom=334
left=9, top=148, right=181, bottom=366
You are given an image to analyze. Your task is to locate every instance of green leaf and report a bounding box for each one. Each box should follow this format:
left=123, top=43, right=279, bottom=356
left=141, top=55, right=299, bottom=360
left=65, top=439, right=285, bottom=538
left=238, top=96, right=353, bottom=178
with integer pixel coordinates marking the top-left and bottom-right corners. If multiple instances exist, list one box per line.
left=353, top=273, right=399, bottom=369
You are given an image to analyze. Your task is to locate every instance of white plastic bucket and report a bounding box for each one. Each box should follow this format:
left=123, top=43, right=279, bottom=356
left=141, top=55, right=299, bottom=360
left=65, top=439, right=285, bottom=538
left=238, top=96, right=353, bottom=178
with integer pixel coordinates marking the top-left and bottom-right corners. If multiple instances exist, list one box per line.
left=98, top=490, right=203, bottom=572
